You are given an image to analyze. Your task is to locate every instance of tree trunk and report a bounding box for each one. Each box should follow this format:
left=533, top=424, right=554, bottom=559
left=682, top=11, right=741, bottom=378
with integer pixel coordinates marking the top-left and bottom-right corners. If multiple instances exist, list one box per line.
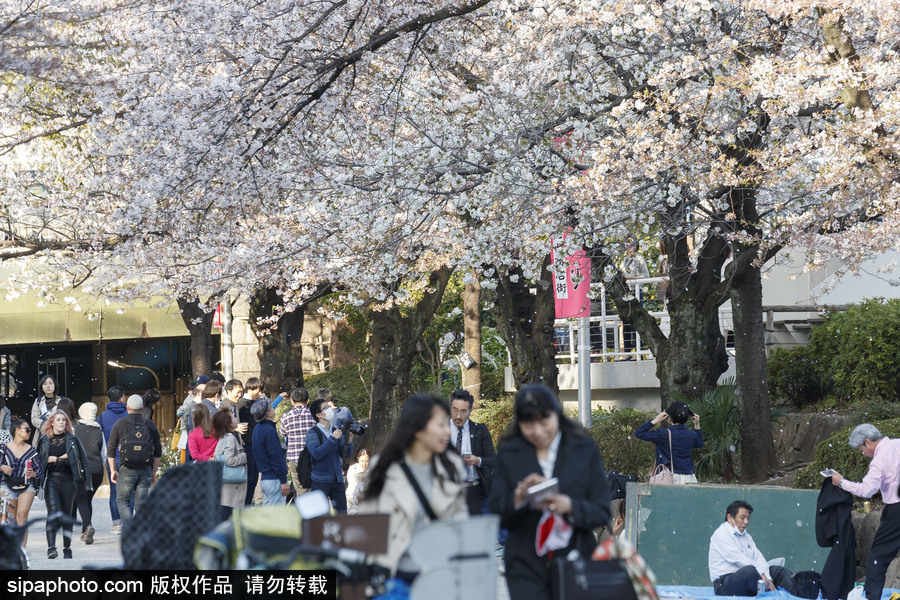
left=654, top=301, right=729, bottom=406
left=248, top=288, right=306, bottom=394
left=492, top=256, right=559, bottom=394
left=365, top=267, right=453, bottom=451
left=596, top=235, right=730, bottom=409
left=461, top=270, right=482, bottom=402
left=177, top=296, right=215, bottom=379
left=730, top=262, right=772, bottom=482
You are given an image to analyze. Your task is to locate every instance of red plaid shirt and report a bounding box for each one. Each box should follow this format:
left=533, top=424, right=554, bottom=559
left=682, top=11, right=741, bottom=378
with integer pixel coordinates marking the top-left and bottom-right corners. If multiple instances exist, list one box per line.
left=279, top=405, right=317, bottom=463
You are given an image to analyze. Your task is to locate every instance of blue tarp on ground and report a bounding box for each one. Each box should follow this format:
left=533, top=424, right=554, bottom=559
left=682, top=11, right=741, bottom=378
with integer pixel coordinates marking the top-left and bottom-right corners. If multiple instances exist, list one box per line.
left=657, top=585, right=900, bottom=599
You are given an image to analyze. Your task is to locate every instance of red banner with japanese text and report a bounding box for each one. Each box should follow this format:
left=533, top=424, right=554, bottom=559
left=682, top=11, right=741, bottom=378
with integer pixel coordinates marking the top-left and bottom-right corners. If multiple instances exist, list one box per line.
left=551, top=239, right=591, bottom=318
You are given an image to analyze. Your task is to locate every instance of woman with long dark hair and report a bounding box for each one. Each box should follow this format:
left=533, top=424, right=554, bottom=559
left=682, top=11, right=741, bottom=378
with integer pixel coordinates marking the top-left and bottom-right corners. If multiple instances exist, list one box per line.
left=358, top=395, right=468, bottom=580
left=37, top=410, right=92, bottom=559
left=1, top=419, right=43, bottom=548
left=212, top=409, right=247, bottom=522
left=30, top=375, right=69, bottom=444
left=489, top=384, right=611, bottom=600
left=188, top=404, right=217, bottom=462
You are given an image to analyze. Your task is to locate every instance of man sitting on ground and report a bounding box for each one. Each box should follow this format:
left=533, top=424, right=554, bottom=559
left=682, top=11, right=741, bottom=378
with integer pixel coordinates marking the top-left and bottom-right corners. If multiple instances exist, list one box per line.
left=709, top=500, right=795, bottom=596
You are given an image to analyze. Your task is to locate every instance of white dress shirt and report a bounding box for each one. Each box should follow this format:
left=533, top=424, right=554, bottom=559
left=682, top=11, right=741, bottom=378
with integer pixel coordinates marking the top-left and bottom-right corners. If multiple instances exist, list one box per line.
left=708, top=521, right=770, bottom=581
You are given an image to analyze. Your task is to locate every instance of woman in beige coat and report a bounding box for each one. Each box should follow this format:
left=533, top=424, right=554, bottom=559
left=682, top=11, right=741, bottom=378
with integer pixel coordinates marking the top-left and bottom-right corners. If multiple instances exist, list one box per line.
left=212, top=410, right=247, bottom=522
left=358, top=395, right=468, bottom=582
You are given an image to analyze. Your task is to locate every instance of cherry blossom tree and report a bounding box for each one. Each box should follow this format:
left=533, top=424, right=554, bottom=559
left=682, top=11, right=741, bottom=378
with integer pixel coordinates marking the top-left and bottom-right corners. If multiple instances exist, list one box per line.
left=3, top=1, right=899, bottom=477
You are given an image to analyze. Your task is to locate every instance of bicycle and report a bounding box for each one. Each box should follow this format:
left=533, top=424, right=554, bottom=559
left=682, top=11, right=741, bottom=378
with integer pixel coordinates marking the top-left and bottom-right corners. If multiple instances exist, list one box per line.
left=0, top=492, right=78, bottom=571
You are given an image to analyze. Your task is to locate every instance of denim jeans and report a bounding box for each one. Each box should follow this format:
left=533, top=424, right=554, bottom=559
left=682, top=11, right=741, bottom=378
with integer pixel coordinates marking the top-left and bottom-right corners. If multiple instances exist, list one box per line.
left=117, top=465, right=151, bottom=523
left=106, top=462, right=120, bottom=522
left=311, top=480, right=347, bottom=513
left=260, top=479, right=286, bottom=505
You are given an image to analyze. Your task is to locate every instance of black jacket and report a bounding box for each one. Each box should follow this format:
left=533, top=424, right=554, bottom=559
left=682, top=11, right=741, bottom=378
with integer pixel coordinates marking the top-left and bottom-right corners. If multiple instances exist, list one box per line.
left=489, top=430, right=611, bottom=599
left=815, top=478, right=856, bottom=600
left=37, top=432, right=93, bottom=491
left=461, top=420, right=496, bottom=494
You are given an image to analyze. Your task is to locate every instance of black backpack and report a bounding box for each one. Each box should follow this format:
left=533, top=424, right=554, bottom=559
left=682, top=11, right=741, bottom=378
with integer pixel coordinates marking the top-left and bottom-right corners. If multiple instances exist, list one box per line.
left=119, top=418, right=154, bottom=467
left=296, top=426, right=324, bottom=490
left=792, top=571, right=821, bottom=600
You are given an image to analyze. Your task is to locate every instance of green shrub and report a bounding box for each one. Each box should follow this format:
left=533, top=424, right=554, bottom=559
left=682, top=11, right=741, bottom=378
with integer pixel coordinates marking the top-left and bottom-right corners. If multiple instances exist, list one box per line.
left=847, top=398, right=900, bottom=426
left=589, top=407, right=656, bottom=479
left=767, top=345, right=831, bottom=408
left=471, top=395, right=516, bottom=447
left=807, top=299, right=900, bottom=401
left=795, top=418, right=900, bottom=489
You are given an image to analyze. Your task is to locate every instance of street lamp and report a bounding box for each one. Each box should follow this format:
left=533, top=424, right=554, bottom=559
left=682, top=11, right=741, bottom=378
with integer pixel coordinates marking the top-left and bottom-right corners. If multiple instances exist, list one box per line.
left=107, top=360, right=161, bottom=389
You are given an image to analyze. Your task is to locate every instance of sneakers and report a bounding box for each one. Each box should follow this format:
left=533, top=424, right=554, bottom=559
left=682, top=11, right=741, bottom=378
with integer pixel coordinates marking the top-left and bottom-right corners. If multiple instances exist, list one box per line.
left=63, top=548, right=73, bottom=559
left=111, top=524, right=122, bottom=535
left=84, top=526, right=95, bottom=545
left=47, top=547, right=58, bottom=559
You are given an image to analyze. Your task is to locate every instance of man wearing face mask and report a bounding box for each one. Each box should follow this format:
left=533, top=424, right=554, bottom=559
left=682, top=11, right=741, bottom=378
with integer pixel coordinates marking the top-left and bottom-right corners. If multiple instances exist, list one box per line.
left=306, top=399, right=346, bottom=513
left=709, top=500, right=796, bottom=596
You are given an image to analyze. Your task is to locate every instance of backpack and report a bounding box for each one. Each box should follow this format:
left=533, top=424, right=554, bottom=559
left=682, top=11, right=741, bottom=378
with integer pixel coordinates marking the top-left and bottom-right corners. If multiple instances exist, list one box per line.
left=119, top=417, right=154, bottom=467
left=296, top=426, right=324, bottom=490
left=792, top=571, right=822, bottom=600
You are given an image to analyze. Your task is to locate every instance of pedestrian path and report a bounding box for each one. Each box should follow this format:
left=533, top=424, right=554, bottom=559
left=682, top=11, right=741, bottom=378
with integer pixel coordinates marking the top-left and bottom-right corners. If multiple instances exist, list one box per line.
left=24, top=496, right=122, bottom=570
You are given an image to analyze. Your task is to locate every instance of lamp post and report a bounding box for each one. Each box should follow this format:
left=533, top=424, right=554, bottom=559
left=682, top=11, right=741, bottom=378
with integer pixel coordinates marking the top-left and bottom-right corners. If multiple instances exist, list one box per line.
left=107, top=360, right=161, bottom=389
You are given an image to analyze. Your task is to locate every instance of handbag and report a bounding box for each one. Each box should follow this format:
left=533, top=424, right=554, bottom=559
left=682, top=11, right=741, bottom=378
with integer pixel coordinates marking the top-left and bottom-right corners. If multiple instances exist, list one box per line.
left=3, top=474, right=28, bottom=492
left=215, top=433, right=247, bottom=483
left=170, top=422, right=183, bottom=451
left=590, top=536, right=660, bottom=600
left=648, top=430, right=674, bottom=485
left=0, top=451, right=28, bottom=491
left=550, top=555, right=639, bottom=600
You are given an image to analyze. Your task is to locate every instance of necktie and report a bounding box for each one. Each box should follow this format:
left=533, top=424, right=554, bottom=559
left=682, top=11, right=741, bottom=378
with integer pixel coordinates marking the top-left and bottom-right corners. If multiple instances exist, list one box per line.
left=456, top=426, right=463, bottom=452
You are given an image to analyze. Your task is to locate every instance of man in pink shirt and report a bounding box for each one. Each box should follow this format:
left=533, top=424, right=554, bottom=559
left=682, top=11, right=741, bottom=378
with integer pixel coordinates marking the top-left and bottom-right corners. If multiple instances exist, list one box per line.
left=832, top=423, right=900, bottom=600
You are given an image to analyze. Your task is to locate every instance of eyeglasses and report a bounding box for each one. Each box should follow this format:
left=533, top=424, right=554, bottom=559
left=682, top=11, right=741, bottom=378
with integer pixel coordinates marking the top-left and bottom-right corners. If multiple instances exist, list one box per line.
left=18, top=426, right=31, bottom=433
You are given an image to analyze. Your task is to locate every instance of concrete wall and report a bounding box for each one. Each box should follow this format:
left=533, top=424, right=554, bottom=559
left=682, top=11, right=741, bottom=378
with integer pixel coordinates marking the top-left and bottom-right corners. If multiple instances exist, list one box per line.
left=624, top=482, right=828, bottom=586
left=507, top=360, right=737, bottom=411
left=229, top=299, right=332, bottom=387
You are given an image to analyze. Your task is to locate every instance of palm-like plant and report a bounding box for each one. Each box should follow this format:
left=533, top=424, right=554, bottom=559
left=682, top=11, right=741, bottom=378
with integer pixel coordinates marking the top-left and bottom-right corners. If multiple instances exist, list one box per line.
left=678, top=378, right=740, bottom=481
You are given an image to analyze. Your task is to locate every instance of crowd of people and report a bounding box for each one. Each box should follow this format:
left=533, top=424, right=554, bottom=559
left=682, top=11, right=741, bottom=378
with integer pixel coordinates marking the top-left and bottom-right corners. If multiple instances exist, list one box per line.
left=5, top=371, right=899, bottom=600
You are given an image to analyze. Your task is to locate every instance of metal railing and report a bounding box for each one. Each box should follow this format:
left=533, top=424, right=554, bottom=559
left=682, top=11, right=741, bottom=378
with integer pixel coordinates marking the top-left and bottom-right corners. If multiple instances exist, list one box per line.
left=553, top=278, right=735, bottom=363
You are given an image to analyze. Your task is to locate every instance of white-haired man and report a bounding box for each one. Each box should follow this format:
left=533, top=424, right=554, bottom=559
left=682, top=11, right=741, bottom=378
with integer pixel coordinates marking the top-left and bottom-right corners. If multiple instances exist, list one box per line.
left=832, top=423, right=900, bottom=600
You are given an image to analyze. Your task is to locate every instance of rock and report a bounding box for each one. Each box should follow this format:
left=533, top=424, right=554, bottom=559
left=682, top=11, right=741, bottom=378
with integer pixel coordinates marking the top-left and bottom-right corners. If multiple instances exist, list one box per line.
left=852, top=508, right=900, bottom=589
left=772, top=413, right=850, bottom=470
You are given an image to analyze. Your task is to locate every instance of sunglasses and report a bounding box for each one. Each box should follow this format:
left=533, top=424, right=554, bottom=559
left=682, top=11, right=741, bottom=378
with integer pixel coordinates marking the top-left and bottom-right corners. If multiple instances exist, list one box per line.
left=18, top=425, right=31, bottom=432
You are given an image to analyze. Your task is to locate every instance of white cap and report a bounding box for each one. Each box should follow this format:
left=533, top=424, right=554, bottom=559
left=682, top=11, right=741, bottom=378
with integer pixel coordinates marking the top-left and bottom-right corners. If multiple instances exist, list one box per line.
left=126, top=394, right=144, bottom=410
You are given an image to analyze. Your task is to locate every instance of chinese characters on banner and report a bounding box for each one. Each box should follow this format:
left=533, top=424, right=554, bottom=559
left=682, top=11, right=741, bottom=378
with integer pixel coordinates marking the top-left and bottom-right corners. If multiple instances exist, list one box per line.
left=551, top=241, right=591, bottom=318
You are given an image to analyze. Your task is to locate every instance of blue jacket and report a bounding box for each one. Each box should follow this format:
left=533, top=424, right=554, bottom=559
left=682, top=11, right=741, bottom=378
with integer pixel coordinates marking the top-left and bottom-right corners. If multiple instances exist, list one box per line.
left=306, top=424, right=344, bottom=483
left=635, top=422, right=703, bottom=475
left=252, top=420, right=287, bottom=483
left=99, top=401, right=128, bottom=462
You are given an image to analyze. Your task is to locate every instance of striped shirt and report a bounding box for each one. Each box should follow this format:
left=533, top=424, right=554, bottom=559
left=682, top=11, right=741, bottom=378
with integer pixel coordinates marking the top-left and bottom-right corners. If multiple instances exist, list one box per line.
left=1, top=444, right=44, bottom=490
left=279, top=405, right=317, bottom=463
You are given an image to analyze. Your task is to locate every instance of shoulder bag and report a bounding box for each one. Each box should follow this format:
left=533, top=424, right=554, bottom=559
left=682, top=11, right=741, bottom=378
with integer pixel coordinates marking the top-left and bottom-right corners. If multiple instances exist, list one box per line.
left=399, top=461, right=438, bottom=520
left=215, top=433, right=247, bottom=483
left=648, top=429, right=674, bottom=485
left=0, top=447, right=29, bottom=492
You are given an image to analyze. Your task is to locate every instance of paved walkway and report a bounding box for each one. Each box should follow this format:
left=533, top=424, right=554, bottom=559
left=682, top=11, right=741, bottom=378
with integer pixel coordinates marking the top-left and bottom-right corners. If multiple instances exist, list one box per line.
left=24, top=490, right=122, bottom=569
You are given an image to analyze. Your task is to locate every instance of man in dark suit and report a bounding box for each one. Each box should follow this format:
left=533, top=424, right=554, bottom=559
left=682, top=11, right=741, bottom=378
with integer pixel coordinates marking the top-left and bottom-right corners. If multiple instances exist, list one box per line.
left=449, top=389, right=496, bottom=515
